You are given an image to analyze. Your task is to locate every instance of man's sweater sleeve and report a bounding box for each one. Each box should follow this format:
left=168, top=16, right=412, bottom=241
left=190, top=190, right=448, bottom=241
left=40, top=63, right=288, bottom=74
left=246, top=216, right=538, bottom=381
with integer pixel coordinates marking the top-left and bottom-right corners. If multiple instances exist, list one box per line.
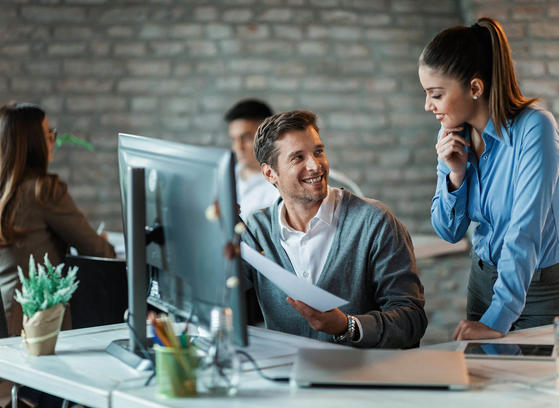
left=355, top=209, right=427, bottom=348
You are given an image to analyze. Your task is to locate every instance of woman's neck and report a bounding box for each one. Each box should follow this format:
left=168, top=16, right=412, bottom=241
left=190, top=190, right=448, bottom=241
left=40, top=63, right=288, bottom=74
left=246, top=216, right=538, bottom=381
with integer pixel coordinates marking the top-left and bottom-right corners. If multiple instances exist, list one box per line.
left=469, top=98, right=491, bottom=137
left=467, top=99, right=491, bottom=160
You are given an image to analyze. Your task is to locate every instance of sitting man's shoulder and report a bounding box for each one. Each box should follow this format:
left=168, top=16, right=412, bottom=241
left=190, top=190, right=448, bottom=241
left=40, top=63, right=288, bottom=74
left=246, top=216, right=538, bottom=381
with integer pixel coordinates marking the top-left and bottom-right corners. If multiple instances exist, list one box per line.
left=344, top=191, right=395, bottom=220
left=245, top=203, right=274, bottom=226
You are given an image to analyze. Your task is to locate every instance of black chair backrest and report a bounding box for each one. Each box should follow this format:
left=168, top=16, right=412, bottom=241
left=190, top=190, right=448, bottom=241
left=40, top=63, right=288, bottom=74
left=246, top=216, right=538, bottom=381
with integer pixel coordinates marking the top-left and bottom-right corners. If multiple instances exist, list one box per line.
left=65, top=255, right=128, bottom=329
left=0, top=295, right=7, bottom=338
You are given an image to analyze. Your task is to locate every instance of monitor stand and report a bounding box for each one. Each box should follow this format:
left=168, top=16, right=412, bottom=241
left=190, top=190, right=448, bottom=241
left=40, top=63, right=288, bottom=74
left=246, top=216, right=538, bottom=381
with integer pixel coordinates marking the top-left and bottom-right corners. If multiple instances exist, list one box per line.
left=107, top=338, right=154, bottom=371
left=107, top=167, right=152, bottom=371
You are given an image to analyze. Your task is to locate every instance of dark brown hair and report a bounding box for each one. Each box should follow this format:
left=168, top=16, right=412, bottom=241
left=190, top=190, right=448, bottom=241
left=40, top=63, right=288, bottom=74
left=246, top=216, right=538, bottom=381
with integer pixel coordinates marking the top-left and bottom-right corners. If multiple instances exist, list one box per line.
left=253, top=110, right=319, bottom=170
left=0, top=103, right=60, bottom=245
left=224, top=99, right=273, bottom=123
left=419, top=17, right=536, bottom=137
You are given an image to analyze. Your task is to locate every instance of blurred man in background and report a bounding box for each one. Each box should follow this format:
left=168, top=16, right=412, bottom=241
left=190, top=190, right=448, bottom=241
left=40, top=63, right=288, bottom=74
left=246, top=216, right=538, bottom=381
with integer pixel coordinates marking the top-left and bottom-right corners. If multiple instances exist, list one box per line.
left=224, top=99, right=279, bottom=220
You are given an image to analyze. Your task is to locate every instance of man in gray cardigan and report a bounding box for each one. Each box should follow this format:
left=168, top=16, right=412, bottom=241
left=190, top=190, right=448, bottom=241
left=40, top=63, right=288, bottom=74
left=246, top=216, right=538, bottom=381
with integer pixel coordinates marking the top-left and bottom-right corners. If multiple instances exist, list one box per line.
left=242, top=110, right=427, bottom=348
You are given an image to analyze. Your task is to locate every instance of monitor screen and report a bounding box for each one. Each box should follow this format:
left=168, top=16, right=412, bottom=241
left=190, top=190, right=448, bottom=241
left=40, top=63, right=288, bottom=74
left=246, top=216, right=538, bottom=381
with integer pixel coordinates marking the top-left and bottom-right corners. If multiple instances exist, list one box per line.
left=117, top=133, right=247, bottom=347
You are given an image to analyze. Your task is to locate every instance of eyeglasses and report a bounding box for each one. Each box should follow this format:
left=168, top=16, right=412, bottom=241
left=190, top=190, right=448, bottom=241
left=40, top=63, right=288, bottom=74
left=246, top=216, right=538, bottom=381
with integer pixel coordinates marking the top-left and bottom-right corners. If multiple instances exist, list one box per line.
left=48, top=127, right=57, bottom=142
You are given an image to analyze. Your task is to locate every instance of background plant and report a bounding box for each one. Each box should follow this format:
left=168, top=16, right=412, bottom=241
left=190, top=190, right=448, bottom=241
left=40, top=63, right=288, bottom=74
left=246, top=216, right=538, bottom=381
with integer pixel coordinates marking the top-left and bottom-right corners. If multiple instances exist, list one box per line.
left=55, top=133, right=94, bottom=152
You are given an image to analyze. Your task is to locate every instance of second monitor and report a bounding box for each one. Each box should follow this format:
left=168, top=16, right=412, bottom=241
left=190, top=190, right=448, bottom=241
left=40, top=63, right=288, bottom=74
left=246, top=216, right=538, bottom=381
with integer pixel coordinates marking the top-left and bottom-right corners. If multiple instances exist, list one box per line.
left=118, top=133, right=248, bottom=348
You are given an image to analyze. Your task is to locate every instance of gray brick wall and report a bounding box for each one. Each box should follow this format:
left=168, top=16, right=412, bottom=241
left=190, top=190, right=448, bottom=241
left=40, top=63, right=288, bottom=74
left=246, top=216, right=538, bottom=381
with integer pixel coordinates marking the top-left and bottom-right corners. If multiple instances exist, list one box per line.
left=2, top=0, right=559, bottom=343
left=462, top=0, right=559, bottom=115
left=0, top=0, right=466, bottom=232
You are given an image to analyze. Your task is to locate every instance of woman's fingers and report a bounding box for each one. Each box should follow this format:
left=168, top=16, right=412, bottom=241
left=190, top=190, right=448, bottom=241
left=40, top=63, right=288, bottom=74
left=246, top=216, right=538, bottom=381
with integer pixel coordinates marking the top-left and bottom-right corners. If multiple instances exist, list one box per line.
left=441, top=126, right=464, bottom=137
left=436, top=138, right=466, bottom=158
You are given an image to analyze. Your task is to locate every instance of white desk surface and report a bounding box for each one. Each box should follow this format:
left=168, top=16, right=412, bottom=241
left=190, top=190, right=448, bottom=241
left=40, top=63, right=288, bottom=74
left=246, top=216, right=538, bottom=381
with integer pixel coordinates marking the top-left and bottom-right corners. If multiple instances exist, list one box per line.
left=1, top=323, right=558, bottom=408
left=0, top=323, right=148, bottom=408
left=112, top=325, right=559, bottom=408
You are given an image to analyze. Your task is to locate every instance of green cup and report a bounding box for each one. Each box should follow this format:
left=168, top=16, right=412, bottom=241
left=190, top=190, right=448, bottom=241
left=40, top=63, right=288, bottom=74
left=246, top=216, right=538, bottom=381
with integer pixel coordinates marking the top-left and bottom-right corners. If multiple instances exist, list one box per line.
left=155, top=344, right=198, bottom=398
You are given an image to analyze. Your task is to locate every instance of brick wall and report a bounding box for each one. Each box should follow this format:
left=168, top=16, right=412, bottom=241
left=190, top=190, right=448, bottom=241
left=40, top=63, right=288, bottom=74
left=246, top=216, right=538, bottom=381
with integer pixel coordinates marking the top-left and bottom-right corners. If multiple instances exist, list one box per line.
left=462, top=1, right=559, bottom=114
left=0, top=0, right=464, bottom=232
left=2, top=1, right=558, bottom=232
left=2, top=0, right=559, bottom=344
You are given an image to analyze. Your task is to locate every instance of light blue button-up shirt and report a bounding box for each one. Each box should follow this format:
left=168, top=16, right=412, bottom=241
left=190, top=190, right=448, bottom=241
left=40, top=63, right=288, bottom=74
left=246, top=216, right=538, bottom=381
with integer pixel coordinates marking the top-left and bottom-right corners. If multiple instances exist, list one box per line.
left=431, top=106, right=559, bottom=333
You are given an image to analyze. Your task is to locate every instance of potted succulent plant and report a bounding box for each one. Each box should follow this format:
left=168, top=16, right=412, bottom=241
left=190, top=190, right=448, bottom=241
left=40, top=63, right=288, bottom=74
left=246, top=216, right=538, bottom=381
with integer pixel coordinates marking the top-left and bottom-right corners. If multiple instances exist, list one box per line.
left=14, top=254, right=79, bottom=355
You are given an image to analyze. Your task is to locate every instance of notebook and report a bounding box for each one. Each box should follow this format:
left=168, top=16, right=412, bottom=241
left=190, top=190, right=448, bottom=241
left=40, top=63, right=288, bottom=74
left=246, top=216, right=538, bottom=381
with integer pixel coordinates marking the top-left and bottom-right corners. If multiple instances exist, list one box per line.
left=291, top=348, right=470, bottom=390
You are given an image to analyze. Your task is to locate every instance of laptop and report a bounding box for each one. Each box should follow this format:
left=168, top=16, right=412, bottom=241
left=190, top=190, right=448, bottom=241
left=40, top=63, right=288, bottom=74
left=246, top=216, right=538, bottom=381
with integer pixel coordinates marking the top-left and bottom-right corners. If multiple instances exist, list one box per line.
left=291, top=348, right=470, bottom=390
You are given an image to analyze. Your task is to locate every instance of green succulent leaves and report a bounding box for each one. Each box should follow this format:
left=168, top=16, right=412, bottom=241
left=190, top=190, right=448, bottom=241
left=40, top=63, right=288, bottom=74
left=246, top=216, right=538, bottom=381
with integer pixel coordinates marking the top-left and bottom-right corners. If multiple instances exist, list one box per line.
left=14, top=254, right=79, bottom=318
left=55, top=133, right=94, bottom=152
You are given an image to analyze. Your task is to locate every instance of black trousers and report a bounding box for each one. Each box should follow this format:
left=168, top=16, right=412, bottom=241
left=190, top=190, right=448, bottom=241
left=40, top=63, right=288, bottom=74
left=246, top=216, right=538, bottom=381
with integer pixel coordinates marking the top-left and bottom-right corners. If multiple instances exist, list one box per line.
left=467, top=250, right=559, bottom=330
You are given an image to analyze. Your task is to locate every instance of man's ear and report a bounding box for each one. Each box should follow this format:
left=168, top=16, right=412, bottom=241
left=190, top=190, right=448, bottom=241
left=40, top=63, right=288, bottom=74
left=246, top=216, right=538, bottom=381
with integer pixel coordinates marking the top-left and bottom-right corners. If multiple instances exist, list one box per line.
left=261, top=163, right=278, bottom=186
left=470, top=77, right=485, bottom=99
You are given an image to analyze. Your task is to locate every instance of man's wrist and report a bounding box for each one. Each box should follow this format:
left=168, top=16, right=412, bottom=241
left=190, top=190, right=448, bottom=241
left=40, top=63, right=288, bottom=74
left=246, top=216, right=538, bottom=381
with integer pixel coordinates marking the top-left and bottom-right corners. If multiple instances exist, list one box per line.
left=333, top=315, right=356, bottom=343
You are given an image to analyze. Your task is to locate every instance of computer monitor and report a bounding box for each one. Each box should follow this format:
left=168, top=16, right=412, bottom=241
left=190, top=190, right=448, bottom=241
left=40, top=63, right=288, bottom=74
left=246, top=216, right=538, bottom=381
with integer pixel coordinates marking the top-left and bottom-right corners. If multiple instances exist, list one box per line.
left=114, top=133, right=247, bottom=365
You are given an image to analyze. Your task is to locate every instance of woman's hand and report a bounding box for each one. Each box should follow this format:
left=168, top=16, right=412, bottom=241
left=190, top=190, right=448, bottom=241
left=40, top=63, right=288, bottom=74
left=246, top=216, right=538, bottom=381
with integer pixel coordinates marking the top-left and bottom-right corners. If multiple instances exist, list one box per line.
left=436, top=126, right=469, bottom=190
left=453, top=320, right=503, bottom=341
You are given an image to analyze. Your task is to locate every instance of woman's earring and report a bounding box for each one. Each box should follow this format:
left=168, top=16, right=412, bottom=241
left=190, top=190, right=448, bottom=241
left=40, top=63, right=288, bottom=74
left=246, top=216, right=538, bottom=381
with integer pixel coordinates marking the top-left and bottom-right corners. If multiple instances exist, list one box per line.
left=473, top=95, right=478, bottom=100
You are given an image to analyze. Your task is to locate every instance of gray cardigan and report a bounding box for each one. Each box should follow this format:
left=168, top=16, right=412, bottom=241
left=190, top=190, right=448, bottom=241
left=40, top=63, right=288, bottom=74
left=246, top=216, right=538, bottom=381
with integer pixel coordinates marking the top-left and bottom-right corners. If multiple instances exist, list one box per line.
left=242, top=190, right=427, bottom=348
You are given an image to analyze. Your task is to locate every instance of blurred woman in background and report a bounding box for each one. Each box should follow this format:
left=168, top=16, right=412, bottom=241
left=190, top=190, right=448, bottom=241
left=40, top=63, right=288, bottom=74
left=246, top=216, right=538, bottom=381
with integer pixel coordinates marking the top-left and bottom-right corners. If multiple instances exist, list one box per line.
left=0, top=102, right=115, bottom=337
left=418, top=17, right=559, bottom=340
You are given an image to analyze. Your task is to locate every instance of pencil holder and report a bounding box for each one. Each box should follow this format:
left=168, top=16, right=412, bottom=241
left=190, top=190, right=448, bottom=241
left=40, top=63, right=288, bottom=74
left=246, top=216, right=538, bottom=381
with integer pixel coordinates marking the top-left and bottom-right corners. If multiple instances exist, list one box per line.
left=155, top=344, right=198, bottom=398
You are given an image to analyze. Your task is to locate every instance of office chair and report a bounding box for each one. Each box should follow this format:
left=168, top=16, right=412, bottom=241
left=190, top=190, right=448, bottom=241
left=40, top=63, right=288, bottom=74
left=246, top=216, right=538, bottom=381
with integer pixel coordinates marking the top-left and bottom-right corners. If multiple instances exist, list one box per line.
left=0, top=294, right=7, bottom=338
left=64, top=255, right=128, bottom=329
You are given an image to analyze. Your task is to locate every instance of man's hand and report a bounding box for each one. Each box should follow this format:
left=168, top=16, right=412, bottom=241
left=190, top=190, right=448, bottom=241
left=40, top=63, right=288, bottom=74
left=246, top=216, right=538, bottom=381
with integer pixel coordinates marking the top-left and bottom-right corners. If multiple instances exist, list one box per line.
left=286, top=297, right=347, bottom=335
left=452, top=320, right=503, bottom=341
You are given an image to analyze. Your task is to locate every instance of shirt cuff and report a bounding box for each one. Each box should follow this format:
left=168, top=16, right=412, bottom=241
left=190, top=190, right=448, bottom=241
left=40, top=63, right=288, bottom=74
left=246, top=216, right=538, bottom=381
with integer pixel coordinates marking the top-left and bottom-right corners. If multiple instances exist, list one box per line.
left=442, top=173, right=467, bottom=215
left=479, top=301, right=517, bottom=334
left=352, top=316, right=364, bottom=343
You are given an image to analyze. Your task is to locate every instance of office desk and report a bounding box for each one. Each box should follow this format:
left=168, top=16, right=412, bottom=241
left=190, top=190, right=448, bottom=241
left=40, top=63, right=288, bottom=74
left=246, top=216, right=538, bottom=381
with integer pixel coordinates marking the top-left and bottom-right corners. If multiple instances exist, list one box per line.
left=0, top=324, right=558, bottom=408
left=111, top=325, right=559, bottom=408
left=0, top=324, right=147, bottom=408
left=112, top=325, right=559, bottom=408
left=0, top=323, right=341, bottom=407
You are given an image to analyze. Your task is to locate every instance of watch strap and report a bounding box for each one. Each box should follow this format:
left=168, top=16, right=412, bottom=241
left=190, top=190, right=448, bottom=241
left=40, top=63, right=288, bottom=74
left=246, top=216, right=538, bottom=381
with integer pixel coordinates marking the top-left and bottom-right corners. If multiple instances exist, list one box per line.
left=333, top=314, right=355, bottom=343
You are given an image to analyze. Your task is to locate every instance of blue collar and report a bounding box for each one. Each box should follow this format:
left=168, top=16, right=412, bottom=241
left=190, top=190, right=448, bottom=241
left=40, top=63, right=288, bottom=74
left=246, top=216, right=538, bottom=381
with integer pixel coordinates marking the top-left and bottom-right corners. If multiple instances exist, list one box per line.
left=482, top=118, right=513, bottom=146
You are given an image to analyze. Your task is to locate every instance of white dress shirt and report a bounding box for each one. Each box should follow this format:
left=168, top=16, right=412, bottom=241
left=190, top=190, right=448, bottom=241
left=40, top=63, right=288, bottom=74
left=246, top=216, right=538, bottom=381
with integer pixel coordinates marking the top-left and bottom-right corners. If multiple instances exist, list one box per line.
left=277, top=186, right=364, bottom=342
left=278, top=186, right=342, bottom=285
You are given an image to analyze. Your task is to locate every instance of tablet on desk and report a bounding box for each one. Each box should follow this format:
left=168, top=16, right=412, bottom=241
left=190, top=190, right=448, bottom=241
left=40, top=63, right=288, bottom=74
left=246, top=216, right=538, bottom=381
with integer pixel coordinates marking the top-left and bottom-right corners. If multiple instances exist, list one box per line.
left=463, top=343, right=555, bottom=360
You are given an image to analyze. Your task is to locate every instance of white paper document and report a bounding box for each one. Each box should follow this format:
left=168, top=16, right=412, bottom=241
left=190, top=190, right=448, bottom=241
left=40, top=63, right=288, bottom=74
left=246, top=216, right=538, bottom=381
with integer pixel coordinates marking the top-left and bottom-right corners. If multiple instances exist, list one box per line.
left=240, top=242, right=348, bottom=312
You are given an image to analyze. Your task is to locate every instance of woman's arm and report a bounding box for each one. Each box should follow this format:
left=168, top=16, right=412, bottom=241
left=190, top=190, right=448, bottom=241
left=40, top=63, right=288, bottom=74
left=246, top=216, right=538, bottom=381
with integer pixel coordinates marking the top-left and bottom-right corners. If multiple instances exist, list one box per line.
left=42, top=182, right=116, bottom=258
left=430, top=126, right=472, bottom=243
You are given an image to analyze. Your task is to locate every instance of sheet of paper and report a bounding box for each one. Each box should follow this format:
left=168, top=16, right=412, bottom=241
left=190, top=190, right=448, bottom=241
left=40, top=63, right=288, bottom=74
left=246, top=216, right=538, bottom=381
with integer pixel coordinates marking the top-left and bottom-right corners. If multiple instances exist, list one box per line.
left=240, top=242, right=348, bottom=312
left=106, top=231, right=126, bottom=259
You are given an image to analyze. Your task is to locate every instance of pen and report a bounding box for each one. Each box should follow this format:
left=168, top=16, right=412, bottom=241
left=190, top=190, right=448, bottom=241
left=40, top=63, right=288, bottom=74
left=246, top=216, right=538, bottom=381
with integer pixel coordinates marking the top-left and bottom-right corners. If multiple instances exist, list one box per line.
left=151, top=326, right=163, bottom=346
left=96, top=221, right=105, bottom=235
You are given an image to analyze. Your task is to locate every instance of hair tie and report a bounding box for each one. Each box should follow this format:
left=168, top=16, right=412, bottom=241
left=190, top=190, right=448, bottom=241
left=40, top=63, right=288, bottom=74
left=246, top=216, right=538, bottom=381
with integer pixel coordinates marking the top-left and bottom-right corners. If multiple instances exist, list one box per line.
left=470, top=22, right=487, bottom=35
left=470, top=22, right=490, bottom=45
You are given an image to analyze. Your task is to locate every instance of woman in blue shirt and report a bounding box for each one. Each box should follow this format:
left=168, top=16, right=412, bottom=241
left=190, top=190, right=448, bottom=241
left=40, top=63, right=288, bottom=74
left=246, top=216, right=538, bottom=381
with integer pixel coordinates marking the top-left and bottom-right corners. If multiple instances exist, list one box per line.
left=418, top=17, right=559, bottom=340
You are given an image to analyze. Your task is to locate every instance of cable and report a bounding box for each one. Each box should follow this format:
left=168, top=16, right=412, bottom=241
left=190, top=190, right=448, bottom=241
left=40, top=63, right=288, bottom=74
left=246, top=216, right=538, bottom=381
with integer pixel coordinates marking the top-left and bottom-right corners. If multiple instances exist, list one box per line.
left=236, top=350, right=290, bottom=383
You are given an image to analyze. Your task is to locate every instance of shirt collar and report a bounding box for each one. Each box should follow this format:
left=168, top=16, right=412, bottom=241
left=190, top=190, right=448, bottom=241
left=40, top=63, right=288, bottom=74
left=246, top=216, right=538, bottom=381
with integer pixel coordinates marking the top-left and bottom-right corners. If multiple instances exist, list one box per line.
left=480, top=118, right=513, bottom=146
left=278, top=186, right=337, bottom=239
